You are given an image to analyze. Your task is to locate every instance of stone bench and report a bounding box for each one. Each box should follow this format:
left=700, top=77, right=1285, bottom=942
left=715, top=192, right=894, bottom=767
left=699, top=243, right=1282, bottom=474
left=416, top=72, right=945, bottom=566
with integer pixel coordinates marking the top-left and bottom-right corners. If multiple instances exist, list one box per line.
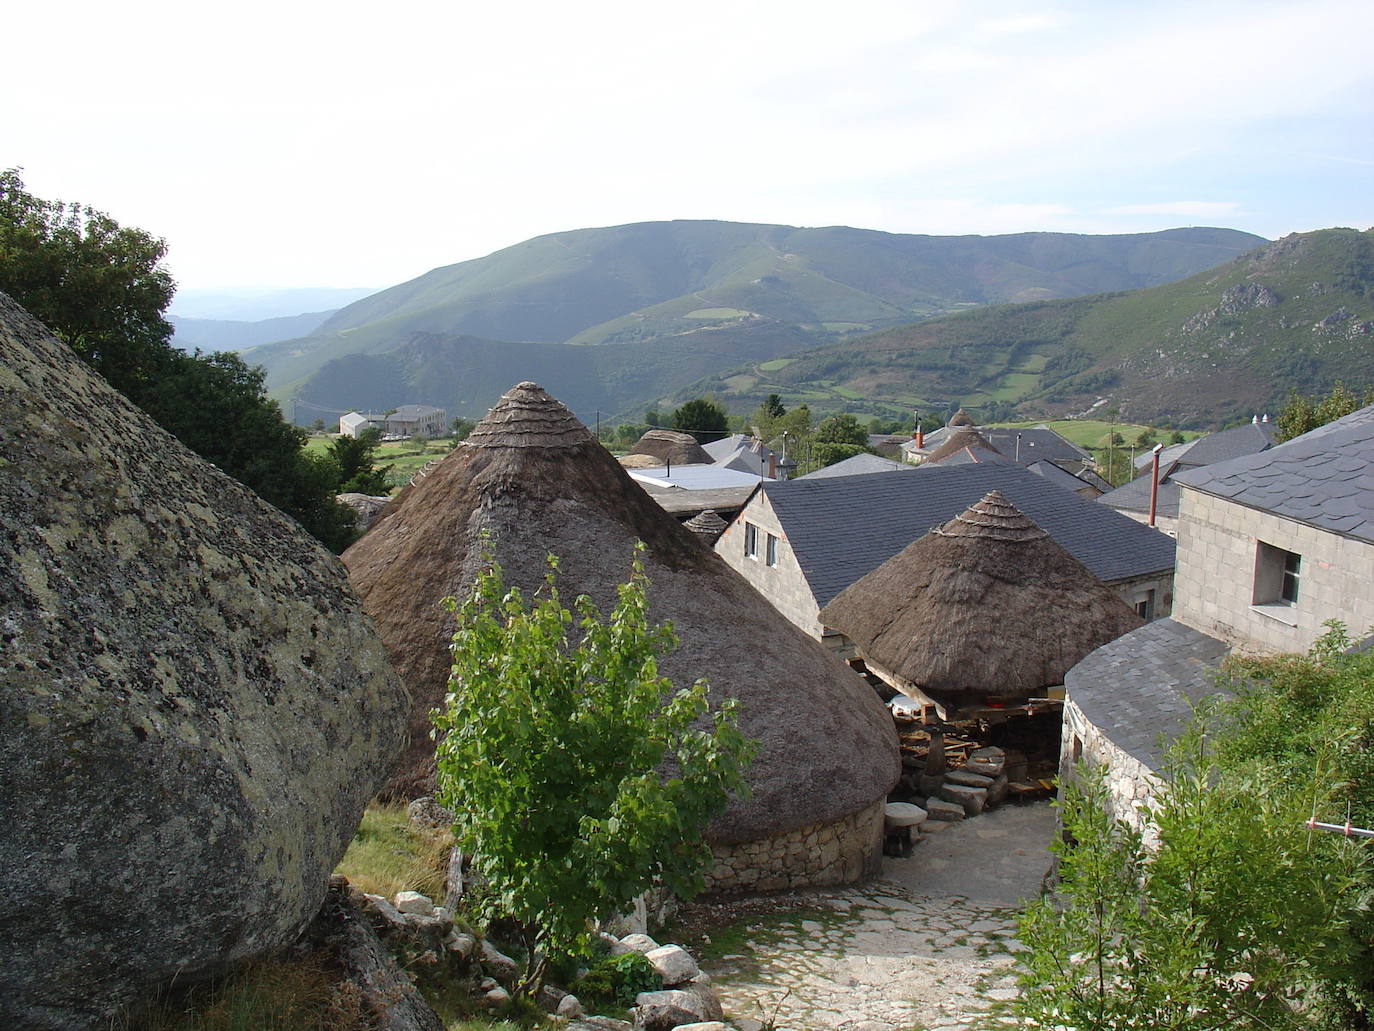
left=883, top=802, right=927, bottom=857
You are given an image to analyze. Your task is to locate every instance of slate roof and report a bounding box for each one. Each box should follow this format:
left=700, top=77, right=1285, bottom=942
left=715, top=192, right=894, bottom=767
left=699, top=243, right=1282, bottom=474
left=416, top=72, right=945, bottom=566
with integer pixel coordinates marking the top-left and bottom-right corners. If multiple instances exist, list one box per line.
left=390, top=404, right=444, bottom=420
left=1028, top=459, right=1100, bottom=494
left=933, top=444, right=1014, bottom=466
left=630, top=465, right=767, bottom=490
left=799, top=453, right=914, bottom=479
left=1175, top=403, right=1374, bottom=544
left=1100, top=421, right=1280, bottom=518
left=1066, top=618, right=1231, bottom=772
left=904, top=424, right=1091, bottom=468
left=756, top=462, right=1177, bottom=608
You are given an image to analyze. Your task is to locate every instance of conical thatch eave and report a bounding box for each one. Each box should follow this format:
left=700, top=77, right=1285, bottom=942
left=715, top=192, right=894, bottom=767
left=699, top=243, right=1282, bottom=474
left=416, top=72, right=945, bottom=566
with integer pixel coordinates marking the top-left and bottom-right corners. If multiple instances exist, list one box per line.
left=925, top=427, right=1001, bottom=464
left=344, top=383, right=899, bottom=844
left=820, top=491, right=1144, bottom=697
left=630, top=429, right=713, bottom=466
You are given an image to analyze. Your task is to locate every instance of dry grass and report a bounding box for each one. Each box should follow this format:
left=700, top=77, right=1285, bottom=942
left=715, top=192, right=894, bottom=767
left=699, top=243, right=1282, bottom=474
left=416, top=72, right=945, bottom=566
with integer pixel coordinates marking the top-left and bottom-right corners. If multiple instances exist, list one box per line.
left=118, top=957, right=371, bottom=1031
left=333, top=802, right=452, bottom=903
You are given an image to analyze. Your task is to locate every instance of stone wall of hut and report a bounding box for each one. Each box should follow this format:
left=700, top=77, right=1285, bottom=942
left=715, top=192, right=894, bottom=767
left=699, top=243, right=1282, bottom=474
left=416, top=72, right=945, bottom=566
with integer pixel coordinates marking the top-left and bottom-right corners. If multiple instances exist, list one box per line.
left=703, top=800, right=885, bottom=895
left=1060, top=697, right=1159, bottom=841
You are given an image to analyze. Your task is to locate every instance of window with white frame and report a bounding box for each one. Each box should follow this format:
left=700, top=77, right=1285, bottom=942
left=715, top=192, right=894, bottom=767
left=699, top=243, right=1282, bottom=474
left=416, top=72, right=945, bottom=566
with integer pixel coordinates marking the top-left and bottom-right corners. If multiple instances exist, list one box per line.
left=766, top=533, right=779, bottom=567
left=744, top=521, right=759, bottom=559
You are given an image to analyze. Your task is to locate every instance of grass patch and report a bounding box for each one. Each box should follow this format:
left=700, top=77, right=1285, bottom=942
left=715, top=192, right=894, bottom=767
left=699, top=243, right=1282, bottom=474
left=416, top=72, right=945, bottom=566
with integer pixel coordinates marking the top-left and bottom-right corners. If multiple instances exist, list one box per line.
left=758, top=358, right=797, bottom=372
left=685, top=307, right=751, bottom=320
left=118, top=956, right=371, bottom=1031
left=334, top=803, right=452, bottom=902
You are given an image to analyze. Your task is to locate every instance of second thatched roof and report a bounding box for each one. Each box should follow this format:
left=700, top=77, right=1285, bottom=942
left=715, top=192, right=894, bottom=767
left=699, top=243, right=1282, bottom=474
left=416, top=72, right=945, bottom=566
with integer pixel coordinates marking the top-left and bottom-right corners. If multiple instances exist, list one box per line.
left=630, top=429, right=713, bottom=466
left=344, top=383, right=899, bottom=845
left=819, top=490, right=1144, bottom=698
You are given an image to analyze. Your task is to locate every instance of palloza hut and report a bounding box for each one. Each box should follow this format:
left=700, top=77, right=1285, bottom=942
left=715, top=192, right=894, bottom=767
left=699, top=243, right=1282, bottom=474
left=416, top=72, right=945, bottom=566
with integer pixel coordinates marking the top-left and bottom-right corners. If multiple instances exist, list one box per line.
left=820, top=490, right=1143, bottom=708
left=344, top=382, right=899, bottom=893
left=629, top=428, right=713, bottom=466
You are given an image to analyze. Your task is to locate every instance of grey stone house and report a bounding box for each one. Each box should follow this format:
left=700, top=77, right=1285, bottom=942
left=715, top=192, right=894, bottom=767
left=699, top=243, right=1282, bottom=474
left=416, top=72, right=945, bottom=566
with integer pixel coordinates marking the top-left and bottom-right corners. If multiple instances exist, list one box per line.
left=715, top=462, right=1177, bottom=648
left=1063, top=404, right=1374, bottom=826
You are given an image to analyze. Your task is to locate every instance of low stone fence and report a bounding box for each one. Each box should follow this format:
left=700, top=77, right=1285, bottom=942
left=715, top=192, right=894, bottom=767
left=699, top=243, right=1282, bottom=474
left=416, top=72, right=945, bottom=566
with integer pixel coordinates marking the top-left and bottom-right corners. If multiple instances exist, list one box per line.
left=702, top=800, right=885, bottom=895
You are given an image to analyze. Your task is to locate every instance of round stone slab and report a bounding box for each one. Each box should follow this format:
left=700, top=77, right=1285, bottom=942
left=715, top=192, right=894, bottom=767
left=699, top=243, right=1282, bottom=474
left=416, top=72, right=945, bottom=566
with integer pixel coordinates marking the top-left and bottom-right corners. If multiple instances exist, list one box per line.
left=884, top=802, right=928, bottom=827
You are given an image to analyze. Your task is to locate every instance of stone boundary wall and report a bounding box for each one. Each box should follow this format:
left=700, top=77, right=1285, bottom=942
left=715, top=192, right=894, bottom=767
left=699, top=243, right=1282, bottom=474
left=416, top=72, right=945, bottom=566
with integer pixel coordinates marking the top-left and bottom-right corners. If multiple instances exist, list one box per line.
left=1060, top=697, right=1159, bottom=841
left=703, top=800, right=885, bottom=895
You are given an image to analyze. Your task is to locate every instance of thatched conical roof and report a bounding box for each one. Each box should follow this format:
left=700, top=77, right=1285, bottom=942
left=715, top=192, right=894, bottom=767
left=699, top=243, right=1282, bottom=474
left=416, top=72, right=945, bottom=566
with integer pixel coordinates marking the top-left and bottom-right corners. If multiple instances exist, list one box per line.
left=630, top=428, right=713, bottom=465
left=819, top=490, right=1144, bottom=699
left=925, top=427, right=1002, bottom=464
left=684, top=508, right=728, bottom=543
left=344, top=383, right=898, bottom=844
left=947, top=407, right=976, bottom=427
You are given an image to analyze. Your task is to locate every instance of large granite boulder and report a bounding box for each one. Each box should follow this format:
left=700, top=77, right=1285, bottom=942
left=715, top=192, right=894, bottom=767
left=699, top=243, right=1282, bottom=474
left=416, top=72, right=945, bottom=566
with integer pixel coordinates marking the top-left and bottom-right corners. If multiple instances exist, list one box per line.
left=0, top=293, right=409, bottom=1030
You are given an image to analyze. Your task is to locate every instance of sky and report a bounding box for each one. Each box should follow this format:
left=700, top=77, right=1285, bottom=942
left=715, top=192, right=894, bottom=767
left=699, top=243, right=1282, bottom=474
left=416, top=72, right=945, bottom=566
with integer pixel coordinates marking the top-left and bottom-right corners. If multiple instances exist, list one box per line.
left=8, top=0, right=1374, bottom=304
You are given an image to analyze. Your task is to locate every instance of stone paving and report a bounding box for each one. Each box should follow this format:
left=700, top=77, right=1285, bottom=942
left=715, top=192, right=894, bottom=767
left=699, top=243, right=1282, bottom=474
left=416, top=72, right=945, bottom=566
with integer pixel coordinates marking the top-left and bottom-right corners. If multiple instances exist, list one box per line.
left=697, top=802, right=1058, bottom=1031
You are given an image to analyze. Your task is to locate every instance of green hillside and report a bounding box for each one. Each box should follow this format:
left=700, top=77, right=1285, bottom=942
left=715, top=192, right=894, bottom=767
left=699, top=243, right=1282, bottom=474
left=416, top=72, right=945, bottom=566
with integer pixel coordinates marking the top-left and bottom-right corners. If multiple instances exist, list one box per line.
left=259, top=220, right=1263, bottom=418
left=683, top=228, right=1374, bottom=428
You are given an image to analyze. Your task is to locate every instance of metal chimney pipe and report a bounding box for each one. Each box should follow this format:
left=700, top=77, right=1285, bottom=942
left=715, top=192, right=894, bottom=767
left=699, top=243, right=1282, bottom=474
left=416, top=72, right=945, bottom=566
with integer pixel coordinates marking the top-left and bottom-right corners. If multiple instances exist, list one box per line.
left=1148, top=442, right=1163, bottom=526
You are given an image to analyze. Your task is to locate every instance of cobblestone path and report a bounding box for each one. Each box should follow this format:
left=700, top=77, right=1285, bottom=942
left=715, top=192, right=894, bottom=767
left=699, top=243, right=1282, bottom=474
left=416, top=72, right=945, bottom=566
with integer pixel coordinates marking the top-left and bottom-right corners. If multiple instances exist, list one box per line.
left=695, top=802, right=1056, bottom=1031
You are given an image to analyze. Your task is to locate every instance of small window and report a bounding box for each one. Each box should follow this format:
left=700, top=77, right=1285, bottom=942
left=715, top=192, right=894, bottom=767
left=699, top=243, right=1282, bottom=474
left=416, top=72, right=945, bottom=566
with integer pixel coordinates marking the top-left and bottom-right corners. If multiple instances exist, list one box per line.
left=1134, top=589, right=1155, bottom=621
left=1253, top=541, right=1301, bottom=606
left=744, top=522, right=759, bottom=559
left=766, top=533, right=779, bottom=567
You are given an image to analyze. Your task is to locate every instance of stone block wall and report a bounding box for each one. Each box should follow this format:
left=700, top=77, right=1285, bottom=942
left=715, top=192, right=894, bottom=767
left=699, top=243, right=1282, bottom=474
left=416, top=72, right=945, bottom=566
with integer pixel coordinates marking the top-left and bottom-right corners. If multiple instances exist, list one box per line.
left=714, top=493, right=825, bottom=639
left=1175, top=488, right=1374, bottom=653
left=703, top=800, right=885, bottom=895
left=1060, top=697, right=1159, bottom=841
left=1110, top=570, right=1175, bottom=620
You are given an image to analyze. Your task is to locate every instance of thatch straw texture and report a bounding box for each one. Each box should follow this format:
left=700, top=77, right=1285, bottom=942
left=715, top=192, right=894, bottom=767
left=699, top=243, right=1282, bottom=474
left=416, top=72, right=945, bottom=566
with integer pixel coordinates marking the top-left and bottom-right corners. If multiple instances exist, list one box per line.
left=947, top=408, right=976, bottom=427
left=630, top=429, right=713, bottom=466
left=344, top=383, right=898, bottom=845
left=819, top=490, right=1144, bottom=699
left=925, top=427, right=1001, bottom=464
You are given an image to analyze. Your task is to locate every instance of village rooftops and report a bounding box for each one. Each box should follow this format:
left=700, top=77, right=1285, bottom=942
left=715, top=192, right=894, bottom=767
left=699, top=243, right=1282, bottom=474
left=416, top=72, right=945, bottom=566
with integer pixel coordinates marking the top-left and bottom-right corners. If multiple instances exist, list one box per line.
left=628, top=465, right=768, bottom=490
left=907, top=424, right=1091, bottom=469
left=753, top=461, right=1177, bottom=609
left=1103, top=420, right=1280, bottom=520
left=1175, top=404, right=1374, bottom=544
left=799, top=453, right=913, bottom=478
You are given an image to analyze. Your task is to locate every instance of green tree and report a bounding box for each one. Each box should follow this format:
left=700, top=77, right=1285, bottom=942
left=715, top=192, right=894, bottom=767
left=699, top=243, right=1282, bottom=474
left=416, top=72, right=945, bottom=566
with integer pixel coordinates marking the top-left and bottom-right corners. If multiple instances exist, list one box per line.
left=762, top=393, right=785, bottom=419
left=0, top=168, right=174, bottom=400
left=1019, top=628, right=1373, bottom=1029
left=328, top=428, right=393, bottom=495
left=450, top=417, right=476, bottom=442
left=813, top=413, right=869, bottom=446
left=432, top=547, right=754, bottom=995
left=0, top=170, right=357, bottom=551
left=644, top=407, right=662, bottom=428
left=1276, top=382, right=1374, bottom=442
left=671, top=397, right=729, bottom=444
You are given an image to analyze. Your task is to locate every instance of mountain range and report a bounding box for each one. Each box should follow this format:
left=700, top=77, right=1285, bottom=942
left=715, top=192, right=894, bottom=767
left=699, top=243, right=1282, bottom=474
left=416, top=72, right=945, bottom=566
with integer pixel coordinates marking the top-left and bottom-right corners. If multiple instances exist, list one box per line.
left=688, top=227, right=1374, bottom=428
left=242, top=220, right=1265, bottom=423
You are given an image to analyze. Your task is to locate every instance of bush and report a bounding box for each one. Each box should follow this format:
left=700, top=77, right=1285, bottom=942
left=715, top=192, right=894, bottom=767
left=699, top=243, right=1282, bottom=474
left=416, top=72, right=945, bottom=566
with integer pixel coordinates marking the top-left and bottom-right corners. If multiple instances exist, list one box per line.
left=573, top=952, right=663, bottom=1008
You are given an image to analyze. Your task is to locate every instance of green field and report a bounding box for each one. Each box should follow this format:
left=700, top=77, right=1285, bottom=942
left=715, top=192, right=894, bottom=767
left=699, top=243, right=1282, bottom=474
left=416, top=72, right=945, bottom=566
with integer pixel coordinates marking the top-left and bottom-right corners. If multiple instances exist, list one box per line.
left=685, top=307, right=751, bottom=320
left=305, top=435, right=451, bottom=492
left=993, top=419, right=1202, bottom=449
left=758, top=357, right=798, bottom=372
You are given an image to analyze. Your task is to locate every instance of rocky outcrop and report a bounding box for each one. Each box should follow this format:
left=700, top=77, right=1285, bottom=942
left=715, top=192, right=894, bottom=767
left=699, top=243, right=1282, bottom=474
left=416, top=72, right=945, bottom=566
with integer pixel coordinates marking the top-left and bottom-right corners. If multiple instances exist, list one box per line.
left=0, top=293, right=409, bottom=1030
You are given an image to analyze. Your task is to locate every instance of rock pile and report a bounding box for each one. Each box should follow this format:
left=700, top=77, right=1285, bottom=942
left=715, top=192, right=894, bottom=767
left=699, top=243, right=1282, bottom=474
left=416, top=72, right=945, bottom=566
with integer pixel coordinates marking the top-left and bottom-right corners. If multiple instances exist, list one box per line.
left=894, top=747, right=1012, bottom=841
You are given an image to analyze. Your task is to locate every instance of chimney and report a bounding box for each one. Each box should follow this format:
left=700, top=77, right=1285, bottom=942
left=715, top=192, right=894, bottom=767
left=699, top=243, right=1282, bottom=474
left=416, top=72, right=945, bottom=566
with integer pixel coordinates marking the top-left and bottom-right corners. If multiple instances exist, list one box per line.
left=1148, top=443, right=1163, bottom=527
left=1252, top=414, right=1259, bottom=424
left=913, top=420, right=925, bottom=449
left=1262, top=413, right=1270, bottom=423
left=768, top=452, right=777, bottom=479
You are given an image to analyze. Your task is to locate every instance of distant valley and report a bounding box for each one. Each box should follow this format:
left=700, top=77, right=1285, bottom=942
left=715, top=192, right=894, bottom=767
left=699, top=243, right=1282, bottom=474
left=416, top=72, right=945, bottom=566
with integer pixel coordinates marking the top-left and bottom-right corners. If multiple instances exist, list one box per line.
left=686, top=227, right=1374, bottom=429
left=235, top=220, right=1265, bottom=424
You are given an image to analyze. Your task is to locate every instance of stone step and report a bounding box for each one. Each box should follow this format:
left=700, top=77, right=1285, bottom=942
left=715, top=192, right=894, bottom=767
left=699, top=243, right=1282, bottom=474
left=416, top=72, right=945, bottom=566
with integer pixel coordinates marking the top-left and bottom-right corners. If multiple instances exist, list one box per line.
left=924, top=798, right=967, bottom=822
left=939, top=782, right=988, bottom=816
left=945, top=769, right=994, bottom=789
